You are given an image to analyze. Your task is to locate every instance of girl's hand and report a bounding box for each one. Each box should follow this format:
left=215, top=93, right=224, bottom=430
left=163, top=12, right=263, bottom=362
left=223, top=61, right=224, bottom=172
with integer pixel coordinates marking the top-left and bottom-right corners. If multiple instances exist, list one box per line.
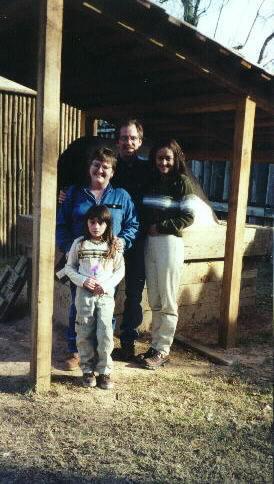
left=93, top=283, right=105, bottom=296
left=148, top=224, right=159, bottom=236
left=113, top=236, right=124, bottom=253
left=83, top=277, right=97, bottom=291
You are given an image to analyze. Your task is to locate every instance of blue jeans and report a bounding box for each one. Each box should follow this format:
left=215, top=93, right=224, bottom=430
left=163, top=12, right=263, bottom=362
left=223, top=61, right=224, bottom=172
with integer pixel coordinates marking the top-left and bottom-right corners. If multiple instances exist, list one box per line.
left=120, top=237, right=146, bottom=344
left=67, top=283, right=116, bottom=353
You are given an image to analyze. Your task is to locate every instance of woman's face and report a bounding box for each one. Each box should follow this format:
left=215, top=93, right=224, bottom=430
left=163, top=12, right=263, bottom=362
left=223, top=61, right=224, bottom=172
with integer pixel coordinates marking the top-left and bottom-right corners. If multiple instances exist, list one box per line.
left=89, top=158, right=114, bottom=188
left=155, top=147, right=175, bottom=175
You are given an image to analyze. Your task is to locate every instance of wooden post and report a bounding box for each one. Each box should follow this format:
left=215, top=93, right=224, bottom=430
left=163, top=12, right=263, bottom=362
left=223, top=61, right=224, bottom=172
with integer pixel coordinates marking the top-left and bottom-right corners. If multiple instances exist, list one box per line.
left=80, top=111, right=86, bottom=136
left=92, top=118, right=98, bottom=136
left=219, top=97, right=256, bottom=348
left=30, top=0, right=63, bottom=392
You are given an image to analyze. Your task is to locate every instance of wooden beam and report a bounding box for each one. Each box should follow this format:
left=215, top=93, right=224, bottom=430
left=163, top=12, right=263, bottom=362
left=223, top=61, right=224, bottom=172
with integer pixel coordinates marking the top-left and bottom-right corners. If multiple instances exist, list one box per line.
left=184, top=149, right=274, bottom=163
left=219, top=97, right=256, bottom=348
left=80, top=93, right=238, bottom=120
left=30, top=0, right=63, bottom=392
left=175, top=335, right=234, bottom=366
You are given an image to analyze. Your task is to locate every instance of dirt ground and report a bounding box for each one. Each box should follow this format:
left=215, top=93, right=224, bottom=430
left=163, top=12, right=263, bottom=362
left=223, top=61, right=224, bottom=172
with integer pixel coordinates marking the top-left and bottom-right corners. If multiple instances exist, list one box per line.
left=0, top=259, right=272, bottom=483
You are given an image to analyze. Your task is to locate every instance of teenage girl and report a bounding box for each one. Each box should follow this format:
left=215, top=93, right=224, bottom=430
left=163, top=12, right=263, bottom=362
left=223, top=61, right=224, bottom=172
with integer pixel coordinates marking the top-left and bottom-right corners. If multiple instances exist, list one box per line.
left=138, top=138, right=217, bottom=370
left=65, top=205, right=125, bottom=389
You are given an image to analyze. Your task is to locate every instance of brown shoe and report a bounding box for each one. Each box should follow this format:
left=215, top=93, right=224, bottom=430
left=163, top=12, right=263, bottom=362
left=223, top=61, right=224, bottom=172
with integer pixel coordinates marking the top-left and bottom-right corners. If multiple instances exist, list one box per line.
left=97, top=374, right=113, bottom=390
left=136, top=346, right=156, bottom=363
left=65, top=352, right=80, bottom=371
left=83, top=372, right=96, bottom=388
left=142, top=349, right=169, bottom=370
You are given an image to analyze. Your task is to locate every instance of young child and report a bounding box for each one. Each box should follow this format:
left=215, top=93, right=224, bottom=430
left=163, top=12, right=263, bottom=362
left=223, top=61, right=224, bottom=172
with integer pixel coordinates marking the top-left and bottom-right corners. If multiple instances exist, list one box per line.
left=65, top=205, right=125, bottom=389
left=138, top=138, right=217, bottom=370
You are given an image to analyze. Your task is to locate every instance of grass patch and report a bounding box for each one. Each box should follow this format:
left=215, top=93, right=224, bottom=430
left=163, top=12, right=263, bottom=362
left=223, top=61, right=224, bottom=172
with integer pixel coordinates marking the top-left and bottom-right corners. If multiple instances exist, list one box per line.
left=0, top=362, right=271, bottom=483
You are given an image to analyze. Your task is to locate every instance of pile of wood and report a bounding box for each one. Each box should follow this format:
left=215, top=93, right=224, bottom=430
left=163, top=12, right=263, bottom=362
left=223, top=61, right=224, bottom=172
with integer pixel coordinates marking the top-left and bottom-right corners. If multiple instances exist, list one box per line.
left=0, top=256, right=28, bottom=321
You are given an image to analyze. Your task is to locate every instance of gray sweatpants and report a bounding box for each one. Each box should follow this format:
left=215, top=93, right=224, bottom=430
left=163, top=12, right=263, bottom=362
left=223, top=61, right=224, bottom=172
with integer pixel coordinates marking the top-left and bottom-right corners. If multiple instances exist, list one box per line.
left=75, top=288, right=115, bottom=375
left=145, top=234, right=184, bottom=355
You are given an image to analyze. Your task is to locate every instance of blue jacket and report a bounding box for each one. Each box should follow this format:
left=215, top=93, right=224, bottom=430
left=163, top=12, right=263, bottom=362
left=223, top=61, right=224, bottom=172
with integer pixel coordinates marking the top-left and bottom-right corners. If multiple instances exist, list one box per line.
left=56, top=184, right=139, bottom=254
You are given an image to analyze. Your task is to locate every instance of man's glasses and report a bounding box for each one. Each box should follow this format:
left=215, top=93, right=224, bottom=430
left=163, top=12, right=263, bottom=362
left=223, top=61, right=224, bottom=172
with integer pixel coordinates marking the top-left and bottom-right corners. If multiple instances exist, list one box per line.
left=119, top=135, right=140, bottom=142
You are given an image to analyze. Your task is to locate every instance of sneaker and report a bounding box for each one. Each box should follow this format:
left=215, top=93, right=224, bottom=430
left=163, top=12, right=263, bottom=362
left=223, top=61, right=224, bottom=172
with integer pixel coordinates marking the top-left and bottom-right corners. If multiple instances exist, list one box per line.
left=136, top=346, right=156, bottom=362
left=97, top=374, right=113, bottom=390
left=82, top=372, right=97, bottom=388
left=143, top=350, right=170, bottom=370
left=65, top=352, right=80, bottom=371
left=112, top=341, right=135, bottom=362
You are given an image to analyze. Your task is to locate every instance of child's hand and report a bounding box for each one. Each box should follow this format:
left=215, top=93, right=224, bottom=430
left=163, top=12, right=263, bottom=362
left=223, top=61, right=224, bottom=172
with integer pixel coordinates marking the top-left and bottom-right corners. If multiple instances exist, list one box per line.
left=93, top=283, right=105, bottom=296
left=83, top=277, right=97, bottom=292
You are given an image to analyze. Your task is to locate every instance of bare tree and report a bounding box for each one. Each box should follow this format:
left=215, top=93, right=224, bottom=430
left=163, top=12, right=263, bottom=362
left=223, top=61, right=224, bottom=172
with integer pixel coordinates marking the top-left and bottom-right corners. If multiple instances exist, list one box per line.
left=232, top=0, right=266, bottom=50
left=157, top=0, right=274, bottom=69
left=258, top=32, right=274, bottom=64
left=158, top=0, right=212, bottom=26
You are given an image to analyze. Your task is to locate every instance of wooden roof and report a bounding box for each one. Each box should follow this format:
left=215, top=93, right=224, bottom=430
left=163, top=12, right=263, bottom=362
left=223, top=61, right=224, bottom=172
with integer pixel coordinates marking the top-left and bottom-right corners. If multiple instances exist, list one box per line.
left=0, top=0, right=273, bottom=161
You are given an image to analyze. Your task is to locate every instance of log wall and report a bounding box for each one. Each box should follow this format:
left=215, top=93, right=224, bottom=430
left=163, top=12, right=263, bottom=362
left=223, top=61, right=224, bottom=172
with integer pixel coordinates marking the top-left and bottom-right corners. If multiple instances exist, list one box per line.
left=0, top=91, right=81, bottom=257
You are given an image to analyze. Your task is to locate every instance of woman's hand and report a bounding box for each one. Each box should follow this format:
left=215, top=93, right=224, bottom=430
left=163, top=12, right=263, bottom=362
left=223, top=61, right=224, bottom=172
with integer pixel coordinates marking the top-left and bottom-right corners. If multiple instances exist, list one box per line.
left=58, top=190, right=67, bottom=204
left=148, top=224, right=159, bottom=236
left=113, top=236, right=125, bottom=253
left=83, top=277, right=97, bottom=292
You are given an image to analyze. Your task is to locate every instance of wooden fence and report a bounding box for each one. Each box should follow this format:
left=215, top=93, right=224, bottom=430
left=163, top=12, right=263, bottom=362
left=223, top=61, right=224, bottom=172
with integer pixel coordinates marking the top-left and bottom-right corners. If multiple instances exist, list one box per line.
left=0, top=91, right=81, bottom=257
left=190, top=160, right=274, bottom=225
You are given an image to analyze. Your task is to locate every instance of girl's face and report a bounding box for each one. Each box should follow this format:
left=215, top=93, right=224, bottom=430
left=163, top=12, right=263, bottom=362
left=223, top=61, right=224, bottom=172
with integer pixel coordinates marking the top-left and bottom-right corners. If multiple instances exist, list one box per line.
left=155, top=147, right=175, bottom=175
left=89, top=158, right=114, bottom=188
left=87, top=217, right=107, bottom=240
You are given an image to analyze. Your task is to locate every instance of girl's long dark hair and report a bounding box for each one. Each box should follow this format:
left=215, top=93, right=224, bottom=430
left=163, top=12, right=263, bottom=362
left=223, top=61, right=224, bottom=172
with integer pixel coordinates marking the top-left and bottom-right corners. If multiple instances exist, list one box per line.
left=149, top=138, right=219, bottom=221
left=149, top=138, right=188, bottom=177
left=82, top=205, right=116, bottom=258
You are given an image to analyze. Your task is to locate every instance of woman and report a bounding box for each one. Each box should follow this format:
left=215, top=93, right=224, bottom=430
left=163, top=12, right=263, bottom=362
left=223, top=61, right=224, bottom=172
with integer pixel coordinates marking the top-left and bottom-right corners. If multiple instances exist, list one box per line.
left=138, top=138, right=217, bottom=370
left=56, top=146, right=139, bottom=370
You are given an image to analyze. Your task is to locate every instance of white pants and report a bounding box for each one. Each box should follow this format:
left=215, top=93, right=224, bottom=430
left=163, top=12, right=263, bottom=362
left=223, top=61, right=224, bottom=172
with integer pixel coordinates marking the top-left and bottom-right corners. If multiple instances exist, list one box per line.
left=145, top=235, right=184, bottom=355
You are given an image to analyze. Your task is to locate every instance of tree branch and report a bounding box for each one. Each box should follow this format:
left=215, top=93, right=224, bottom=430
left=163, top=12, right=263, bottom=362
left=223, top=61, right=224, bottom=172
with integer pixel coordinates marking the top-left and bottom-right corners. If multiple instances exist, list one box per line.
left=258, top=32, right=274, bottom=64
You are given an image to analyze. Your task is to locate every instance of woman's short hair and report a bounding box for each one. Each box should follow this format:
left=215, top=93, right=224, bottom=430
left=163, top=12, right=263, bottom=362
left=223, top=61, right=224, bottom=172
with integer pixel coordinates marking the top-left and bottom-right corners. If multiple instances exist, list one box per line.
left=87, top=147, right=117, bottom=171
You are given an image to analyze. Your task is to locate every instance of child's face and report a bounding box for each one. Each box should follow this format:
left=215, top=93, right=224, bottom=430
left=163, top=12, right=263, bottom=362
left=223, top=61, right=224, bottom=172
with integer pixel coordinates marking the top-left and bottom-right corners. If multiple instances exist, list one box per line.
left=87, top=218, right=107, bottom=240
left=155, top=147, right=175, bottom=175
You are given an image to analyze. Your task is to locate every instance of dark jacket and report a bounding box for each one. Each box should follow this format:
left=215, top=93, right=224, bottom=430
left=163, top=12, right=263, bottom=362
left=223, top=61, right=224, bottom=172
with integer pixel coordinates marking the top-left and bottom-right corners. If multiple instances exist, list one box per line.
left=112, top=155, right=152, bottom=208
left=142, top=173, right=195, bottom=237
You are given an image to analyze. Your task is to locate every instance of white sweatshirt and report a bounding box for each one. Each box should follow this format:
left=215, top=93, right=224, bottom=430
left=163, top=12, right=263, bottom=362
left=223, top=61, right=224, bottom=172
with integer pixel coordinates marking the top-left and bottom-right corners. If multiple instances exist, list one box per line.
left=65, top=237, right=125, bottom=296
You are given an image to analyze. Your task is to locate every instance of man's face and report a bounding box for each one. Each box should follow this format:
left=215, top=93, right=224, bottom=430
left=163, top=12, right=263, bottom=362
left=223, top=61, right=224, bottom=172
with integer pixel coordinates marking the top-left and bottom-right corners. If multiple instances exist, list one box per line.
left=117, top=124, right=142, bottom=160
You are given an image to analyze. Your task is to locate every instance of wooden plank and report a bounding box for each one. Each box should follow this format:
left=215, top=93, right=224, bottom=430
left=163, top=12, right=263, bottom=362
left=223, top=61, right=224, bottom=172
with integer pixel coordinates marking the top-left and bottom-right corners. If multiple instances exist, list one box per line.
left=180, top=260, right=224, bottom=284
left=183, top=222, right=272, bottom=259
left=30, top=0, right=63, bottom=393
left=219, top=97, right=256, bottom=348
left=175, top=335, right=234, bottom=366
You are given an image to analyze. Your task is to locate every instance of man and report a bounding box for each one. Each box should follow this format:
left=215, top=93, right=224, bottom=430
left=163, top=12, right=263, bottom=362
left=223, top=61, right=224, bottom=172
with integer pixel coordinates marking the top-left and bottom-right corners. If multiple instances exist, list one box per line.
left=57, top=119, right=149, bottom=369
left=112, top=119, right=150, bottom=361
